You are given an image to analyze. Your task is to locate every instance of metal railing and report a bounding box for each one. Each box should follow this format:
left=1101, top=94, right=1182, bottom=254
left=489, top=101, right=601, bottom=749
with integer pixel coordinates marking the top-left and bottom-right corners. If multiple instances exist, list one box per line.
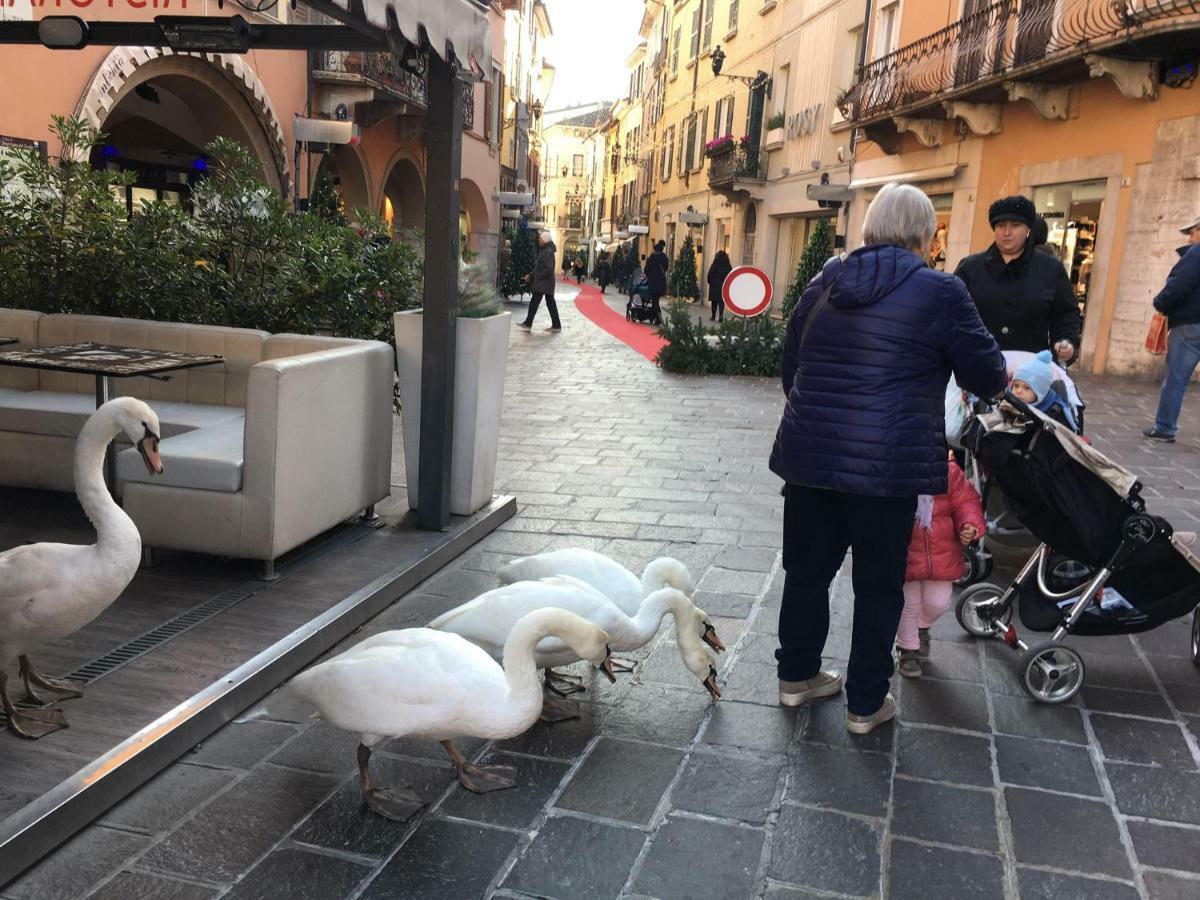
left=558, top=216, right=584, bottom=230
left=316, top=51, right=475, bottom=132
left=708, top=148, right=766, bottom=186
left=500, top=165, right=519, bottom=193
left=848, top=0, right=1200, bottom=123
left=462, top=81, right=475, bottom=131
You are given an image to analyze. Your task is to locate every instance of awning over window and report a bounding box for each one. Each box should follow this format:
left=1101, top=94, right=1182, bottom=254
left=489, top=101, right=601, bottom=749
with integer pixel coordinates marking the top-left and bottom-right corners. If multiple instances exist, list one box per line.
left=848, top=164, right=962, bottom=190
left=331, top=0, right=492, bottom=76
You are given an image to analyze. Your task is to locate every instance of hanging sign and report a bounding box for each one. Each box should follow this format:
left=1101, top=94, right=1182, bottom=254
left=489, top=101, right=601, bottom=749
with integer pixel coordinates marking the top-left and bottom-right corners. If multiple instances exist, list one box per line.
left=723, top=266, right=773, bottom=317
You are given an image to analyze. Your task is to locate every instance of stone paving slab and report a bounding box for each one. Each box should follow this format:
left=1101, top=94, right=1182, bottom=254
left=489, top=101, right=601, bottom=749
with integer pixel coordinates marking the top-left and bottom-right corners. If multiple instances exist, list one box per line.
left=6, top=283, right=1200, bottom=899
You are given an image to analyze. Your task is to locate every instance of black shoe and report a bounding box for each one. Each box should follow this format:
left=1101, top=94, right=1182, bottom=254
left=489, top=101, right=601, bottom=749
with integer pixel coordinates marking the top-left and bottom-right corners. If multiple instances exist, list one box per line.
left=1143, top=427, right=1176, bottom=443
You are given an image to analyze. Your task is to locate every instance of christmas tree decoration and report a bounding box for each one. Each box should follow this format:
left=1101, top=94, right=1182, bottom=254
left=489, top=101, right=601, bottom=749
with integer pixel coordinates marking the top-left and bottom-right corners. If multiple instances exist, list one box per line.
left=500, top=226, right=536, bottom=299
left=783, top=216, right=834, bottom=317
left=668, top=233, right=700, bottom=301
left=310, top=165, right=345, bottom=225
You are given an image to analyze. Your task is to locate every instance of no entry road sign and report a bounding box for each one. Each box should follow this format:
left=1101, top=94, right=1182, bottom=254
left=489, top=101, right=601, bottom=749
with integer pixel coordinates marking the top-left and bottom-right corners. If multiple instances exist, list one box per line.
left=723, top=266, right=773, bottom=317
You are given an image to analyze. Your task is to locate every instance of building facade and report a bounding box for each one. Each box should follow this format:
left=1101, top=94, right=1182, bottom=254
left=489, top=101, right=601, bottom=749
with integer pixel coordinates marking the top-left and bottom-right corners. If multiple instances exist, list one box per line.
left=541, top=104, right=611, bottom=270
left=0, top=1, right=549, bottom=287
left=844, top=0, right=1200, bottom=375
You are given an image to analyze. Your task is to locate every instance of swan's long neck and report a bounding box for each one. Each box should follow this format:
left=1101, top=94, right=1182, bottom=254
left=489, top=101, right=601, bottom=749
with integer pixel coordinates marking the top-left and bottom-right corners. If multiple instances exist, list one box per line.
left=499, top=615, right=561, bottom=727
left=75, top=412, right=139, bottom=557
left=630, top=589, right=686, bottom=645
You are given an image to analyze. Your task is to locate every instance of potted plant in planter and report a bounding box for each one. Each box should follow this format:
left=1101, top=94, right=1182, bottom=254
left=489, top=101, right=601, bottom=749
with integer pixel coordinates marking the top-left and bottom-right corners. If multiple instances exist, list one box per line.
left=705, top=134, right=736, bottom=158
left=737, top=135, right=762, bottom=178
left=394, top=254, right=510, bottom=516
left=765, top=112, right=786, bottom=151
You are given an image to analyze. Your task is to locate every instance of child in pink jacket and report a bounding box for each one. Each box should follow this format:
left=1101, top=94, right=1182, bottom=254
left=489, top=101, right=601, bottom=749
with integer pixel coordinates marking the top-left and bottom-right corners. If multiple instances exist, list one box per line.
left=897, top=455, right=986, bottom=678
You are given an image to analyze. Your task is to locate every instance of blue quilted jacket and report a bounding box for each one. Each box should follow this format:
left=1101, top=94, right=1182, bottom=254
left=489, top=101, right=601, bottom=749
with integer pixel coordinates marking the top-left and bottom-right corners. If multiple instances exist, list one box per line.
left=769, top=245, right=1006, bottom=497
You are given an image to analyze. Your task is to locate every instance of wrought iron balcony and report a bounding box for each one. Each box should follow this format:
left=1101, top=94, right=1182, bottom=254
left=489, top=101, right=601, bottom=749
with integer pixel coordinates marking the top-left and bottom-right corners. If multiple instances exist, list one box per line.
left=558, top=215, right=584, bottom=230
left=315, top=50, right=428, bottom=108
left=500, top=165, right=519, bottom=193
left=846, top=0, right=1200, bottom=126
left=708, top=148, right=766, bottom=189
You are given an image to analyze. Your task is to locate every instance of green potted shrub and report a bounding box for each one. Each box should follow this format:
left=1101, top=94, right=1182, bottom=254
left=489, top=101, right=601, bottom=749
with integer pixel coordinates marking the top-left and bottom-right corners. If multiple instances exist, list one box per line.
left=765, top=112, right=786, bottom=151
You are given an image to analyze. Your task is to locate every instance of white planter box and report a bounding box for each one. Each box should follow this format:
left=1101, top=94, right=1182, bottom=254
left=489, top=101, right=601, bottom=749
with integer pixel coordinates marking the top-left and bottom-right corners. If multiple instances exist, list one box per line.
left=394, top=309, right=511, bottom=516
left=765, top=127, right=785, bottom=151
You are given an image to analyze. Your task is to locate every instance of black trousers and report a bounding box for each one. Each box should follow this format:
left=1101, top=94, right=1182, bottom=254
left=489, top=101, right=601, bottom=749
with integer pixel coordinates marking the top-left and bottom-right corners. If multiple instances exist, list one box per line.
left=524, top=292, right=561, bottom=328
left=649, top=292, right=664, bottom=324
left=710, top=295, right=725, bottom=321
left=776, top=484, right=917, bottom=716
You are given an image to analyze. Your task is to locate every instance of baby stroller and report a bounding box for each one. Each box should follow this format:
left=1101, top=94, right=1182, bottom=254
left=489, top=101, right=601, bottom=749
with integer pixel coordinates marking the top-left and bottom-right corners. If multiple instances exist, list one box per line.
left=955, top=392, right=1200, bottom=704
left=626, top=273, right=659, bottom=324
left=947, top=350, right=1086, bottom=585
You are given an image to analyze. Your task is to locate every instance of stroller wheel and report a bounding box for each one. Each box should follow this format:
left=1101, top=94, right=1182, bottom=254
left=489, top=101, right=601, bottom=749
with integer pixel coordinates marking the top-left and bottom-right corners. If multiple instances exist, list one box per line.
left=1191, top=608, right=1200, bottom=667
left=954, top=546, right=993, bottom=587
left=1021, top=642, right=1085, bottom=704
left=955, top=583, right=1012, bottom=638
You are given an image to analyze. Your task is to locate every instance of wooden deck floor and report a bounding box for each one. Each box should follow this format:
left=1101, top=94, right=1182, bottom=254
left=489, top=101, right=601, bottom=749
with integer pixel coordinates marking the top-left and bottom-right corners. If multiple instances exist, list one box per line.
left=0, top=485, right=504, bottom=825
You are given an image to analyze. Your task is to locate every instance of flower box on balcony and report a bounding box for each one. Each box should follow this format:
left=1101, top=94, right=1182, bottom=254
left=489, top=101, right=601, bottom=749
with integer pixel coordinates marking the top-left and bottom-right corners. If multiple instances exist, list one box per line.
left=764, top=127, right=785, bottom=151
left=705, top=135, right=736, bottom=157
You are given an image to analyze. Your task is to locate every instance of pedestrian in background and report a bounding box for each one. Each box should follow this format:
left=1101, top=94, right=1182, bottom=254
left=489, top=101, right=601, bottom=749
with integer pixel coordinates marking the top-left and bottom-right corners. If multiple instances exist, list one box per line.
left=1144, top=214, right=1200, bottom=443
left=706, top=249, right=733, bottom=323
left=644, top=240, right=669, bottom=326
left=896, top=455, right=984, bottom=679
left=770, top=183, right=1006, bottom=735
left=595, top=252, right=612, bottom=294
left=497, top=238, right=512, bottom=292
left=561, top=253, right=573, bottom=285
left=955, top=195, right=1080, bottom=364
left=573, top=256, right=586, bottom=284
left=519, top=230, right=562, bottom=332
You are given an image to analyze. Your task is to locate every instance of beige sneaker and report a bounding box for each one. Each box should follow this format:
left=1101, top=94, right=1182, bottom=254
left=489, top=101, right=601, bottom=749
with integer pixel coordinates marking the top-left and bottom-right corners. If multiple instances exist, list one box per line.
left=847, top=694, right=896, bottom=735
left=779, top=670, right=844, bottom=707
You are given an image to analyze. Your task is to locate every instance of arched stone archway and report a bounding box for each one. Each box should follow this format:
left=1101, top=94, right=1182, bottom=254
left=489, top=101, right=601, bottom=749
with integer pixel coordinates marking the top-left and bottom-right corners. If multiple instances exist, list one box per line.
left=76, top=48, right=289, bottom=191
left=381, top=155, right=425, bottom=241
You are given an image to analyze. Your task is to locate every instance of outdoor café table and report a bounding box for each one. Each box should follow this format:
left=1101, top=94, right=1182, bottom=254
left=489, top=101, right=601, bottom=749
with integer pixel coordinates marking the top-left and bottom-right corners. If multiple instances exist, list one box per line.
left=0, top=337, right=16, bottom=347
left=0, top=341, right=223, bottom=488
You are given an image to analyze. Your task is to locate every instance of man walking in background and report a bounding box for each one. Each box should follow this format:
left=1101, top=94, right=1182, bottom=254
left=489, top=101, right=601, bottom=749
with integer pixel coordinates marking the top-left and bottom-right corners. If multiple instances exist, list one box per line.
left=1144, top=214, right=1200, bottom=443
left=519, top=230, right=562, bottom=333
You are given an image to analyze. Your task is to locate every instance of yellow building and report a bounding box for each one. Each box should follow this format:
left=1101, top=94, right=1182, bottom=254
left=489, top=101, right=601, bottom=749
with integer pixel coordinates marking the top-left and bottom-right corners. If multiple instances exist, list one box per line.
left=843, top=1, right=1200, bottom=375
left=638, top=0, right=864, bottom=310
left=541, top=103, right=611, bottom=269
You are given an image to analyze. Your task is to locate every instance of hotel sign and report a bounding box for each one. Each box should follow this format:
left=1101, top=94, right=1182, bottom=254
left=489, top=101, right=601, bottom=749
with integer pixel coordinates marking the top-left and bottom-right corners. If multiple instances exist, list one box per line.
left=786, top=104, right=824, bottom=140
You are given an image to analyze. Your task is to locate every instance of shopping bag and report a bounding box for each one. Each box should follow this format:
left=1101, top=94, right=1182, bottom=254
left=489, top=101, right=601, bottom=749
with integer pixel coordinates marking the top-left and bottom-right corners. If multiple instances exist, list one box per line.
left=1146, top=313, right=1168, bottom=355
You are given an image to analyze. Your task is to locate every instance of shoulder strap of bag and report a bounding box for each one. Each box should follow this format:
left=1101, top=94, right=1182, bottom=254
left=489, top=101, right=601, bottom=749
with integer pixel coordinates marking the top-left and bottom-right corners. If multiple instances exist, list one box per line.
left=799, top=281, right=835, bottom=348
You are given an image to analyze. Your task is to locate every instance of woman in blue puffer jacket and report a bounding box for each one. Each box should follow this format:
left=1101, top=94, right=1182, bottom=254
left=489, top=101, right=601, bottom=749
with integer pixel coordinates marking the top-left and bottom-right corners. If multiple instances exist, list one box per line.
left=769, top=183, right=1007, bottom=735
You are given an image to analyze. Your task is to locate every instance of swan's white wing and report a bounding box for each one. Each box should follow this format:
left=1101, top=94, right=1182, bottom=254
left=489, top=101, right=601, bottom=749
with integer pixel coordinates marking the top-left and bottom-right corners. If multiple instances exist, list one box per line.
left=0, top=543, right=85, bottom=605
left=498, top=549, right=642, bottom=614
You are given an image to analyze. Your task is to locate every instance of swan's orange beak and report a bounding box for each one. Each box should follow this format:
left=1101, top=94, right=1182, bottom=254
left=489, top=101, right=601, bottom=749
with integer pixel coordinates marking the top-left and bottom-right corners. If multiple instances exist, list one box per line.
left=139, top=433, right=163, bottom=475
left=701, top=622, right=726, bottom=653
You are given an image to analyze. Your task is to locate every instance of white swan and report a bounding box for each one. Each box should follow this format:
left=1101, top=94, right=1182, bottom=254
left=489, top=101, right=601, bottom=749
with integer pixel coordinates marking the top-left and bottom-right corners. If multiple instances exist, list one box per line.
left=0, top=397, right=162, bottom=738
left=427, top=577, right=721, bottom=704
left=497, top=549, right=725, bottom=660
left=288, top=608, right=615, bottom=821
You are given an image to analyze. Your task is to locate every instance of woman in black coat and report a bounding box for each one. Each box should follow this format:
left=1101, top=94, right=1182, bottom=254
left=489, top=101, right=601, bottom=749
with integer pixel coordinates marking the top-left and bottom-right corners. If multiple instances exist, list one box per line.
left=644, top=241, right=670, bottom=325
left=706, top=250, right=733, bottom=322
left=954, top=195, right=1081, bottom=363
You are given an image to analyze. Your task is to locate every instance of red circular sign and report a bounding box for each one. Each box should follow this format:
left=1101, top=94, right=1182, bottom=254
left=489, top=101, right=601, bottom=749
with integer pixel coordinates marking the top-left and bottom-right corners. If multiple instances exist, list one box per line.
left=722, top=266, right=773, bottom=317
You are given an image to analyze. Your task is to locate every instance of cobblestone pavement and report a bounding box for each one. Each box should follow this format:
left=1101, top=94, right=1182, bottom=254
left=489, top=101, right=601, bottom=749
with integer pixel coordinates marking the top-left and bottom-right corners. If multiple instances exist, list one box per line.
left=7, top=283, right=1200, bottom=900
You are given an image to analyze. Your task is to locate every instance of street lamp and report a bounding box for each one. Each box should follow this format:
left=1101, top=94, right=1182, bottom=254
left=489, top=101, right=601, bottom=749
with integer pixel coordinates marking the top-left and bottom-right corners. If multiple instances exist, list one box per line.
left=710, top=44, right=772, bottom=153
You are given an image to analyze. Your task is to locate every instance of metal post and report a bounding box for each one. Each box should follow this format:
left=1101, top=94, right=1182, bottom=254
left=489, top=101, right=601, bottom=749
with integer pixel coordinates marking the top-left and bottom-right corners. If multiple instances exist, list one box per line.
left=95, top=375, right=115, bottom=491
left=416, top=51, right=463, bottom=530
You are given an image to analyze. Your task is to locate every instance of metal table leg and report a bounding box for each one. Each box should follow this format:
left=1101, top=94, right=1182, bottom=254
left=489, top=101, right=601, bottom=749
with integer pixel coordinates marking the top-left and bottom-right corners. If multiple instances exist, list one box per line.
left=95, top=374, right=115, bottom=491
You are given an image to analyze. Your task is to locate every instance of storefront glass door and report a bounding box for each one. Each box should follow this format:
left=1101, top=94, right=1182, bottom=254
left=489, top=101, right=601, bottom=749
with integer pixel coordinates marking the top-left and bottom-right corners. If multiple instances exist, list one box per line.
left=1033, top=180, right=1104, bottom=318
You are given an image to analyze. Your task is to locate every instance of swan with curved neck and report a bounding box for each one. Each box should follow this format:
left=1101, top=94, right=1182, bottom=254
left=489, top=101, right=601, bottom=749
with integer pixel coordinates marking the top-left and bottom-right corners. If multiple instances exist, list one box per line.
left=289, top=608, right=615, bottom=820
left=0, top=397, right=162, bottom=738
left=497, top=550, right=726, bottom=663
left=428, top=577, right=721, bottom=710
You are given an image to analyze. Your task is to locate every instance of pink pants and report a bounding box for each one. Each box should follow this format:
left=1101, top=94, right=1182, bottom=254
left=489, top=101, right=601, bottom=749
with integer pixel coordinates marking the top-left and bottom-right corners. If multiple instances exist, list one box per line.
left=897, top=581, right=954, bottom=651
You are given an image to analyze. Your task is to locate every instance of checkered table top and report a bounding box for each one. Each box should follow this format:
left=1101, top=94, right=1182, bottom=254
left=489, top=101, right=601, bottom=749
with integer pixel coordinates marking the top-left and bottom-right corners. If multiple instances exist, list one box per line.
left=0, top=341, right=223, bottom=377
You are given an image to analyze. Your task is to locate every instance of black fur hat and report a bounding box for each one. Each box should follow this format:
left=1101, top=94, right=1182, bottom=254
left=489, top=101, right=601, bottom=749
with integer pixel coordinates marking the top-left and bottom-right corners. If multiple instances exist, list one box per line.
left=988, top=195, right=1037, bottom=229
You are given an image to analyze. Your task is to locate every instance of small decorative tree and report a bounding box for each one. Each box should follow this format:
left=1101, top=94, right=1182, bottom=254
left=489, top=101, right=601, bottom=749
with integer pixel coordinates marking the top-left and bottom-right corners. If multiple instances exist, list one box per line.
left=783, top=216, right=834, bottom=318
left=668, top=233, right=699, bottom=301
left=500, top=226, right=536, bottom=299
left=310, top=165, right=345, bottom=224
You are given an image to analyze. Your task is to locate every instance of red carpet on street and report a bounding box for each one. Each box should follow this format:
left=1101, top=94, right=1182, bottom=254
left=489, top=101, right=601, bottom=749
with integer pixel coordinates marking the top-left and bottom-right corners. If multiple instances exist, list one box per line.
left=572, top=281, right=668, bottom=362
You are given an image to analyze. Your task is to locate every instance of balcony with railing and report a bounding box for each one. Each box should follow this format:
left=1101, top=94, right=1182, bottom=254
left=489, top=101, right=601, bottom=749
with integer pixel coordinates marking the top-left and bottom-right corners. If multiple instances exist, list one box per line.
left=708, top=148, right=766, bottom=192
left=314, top=52, right=476, bottom=130
left=558, top=215, right=585, bottom=230
left=845, top=0, right=1200, bottom=128
left=500, top=165, right=519, bottom=193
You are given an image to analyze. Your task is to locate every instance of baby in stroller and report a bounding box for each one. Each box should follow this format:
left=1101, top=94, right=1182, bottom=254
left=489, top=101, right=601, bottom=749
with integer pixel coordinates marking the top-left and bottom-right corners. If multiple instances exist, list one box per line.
left=1010, top=350, right=1079, bottom=433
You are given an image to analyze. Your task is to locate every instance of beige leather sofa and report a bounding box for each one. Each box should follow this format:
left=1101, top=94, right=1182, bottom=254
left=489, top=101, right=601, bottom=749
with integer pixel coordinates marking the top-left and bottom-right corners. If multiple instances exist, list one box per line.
left=0, top=310, right=394, bottom=576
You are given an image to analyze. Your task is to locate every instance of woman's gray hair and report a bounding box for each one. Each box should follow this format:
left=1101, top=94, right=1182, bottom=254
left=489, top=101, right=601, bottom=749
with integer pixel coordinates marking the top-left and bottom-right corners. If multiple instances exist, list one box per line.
left=862, top=183, right=938, bottom=252
left=540, top=230, right=552, bottom=243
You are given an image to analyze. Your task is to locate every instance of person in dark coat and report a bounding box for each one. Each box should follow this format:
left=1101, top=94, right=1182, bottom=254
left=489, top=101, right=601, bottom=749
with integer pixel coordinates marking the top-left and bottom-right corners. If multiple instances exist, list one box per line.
left=955, top=195, right=1080, bottom=363
left=706, top=250, right=733, bottom=322
left=519, top=231, right=561, bottom=332
left=573, top=256, right=586, bottom=284
left=595, top=252, right=612, bottom=293
left=1144, top=214, right=1200, bottom=442
left=561, top=253, right=573, bottom=284
left=770, top=183, right=1006, bottom=734
left=644, top=240, right=670, bottom=326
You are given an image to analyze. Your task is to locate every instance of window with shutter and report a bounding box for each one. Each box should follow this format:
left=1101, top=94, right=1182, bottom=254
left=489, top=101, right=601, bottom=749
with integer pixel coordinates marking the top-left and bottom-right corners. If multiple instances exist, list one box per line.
left=728, top=0, right=740, bottom=33
left=713, top=98, right=724, bottom=139
left=703, top=0, right=714, bottom=49
left=671, top=27, right=681, bottom=76
left=725, top=94, right=735, bottom=136
left=696, top=109, right=708, bottom=168
left=690, top=8, right=701, bottom=60
left=684, top=115, right=696, bottom=171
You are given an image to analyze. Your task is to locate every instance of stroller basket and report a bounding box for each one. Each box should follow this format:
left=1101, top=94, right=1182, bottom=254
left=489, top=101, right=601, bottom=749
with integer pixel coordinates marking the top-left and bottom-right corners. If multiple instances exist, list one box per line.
left=956, top=393, right=1200, bottom=703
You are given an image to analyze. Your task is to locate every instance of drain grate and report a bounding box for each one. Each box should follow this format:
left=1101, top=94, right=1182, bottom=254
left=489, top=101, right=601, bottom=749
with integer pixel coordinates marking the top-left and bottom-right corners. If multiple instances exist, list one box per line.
left=62, top=517, right=382, bottom=686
